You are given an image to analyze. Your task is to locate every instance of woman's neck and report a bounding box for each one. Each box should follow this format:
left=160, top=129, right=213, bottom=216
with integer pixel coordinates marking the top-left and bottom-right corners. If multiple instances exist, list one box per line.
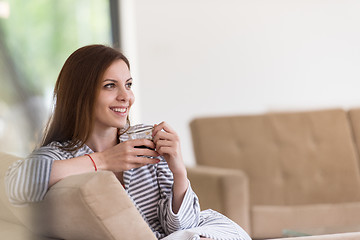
left=86, top=128, right=118, bottom=152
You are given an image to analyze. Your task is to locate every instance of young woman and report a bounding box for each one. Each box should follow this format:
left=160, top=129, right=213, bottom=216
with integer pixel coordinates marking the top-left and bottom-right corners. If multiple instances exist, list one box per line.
left=5, top=45, right=251, bottom=240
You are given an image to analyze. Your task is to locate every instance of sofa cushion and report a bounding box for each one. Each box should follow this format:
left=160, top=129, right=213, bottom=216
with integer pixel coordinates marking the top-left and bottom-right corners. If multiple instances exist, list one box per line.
left=252, top=202, right=360, bottom=239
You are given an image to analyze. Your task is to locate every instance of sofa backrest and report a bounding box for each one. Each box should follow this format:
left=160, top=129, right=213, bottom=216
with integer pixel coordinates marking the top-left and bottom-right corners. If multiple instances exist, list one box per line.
left=190, top=108, right=360, bottom=206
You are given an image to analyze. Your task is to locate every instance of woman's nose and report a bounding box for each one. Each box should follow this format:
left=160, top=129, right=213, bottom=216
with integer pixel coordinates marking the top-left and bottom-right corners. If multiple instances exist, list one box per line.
left=116, top=88, right=130, bottom=101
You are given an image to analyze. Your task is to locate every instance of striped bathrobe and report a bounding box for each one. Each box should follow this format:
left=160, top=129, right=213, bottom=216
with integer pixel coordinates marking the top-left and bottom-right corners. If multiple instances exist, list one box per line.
left=5, top=133, right=251, bottom=240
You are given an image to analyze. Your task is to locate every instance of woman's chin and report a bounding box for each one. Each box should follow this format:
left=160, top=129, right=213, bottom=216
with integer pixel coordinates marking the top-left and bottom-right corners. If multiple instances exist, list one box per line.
left=116, top=122, right=129, bottom=129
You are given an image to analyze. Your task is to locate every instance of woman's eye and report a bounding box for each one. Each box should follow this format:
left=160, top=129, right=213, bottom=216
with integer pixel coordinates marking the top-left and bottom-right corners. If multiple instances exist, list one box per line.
left=126, top=82, right=133, bottom=89
left=104, top=83, right=115, bottom=89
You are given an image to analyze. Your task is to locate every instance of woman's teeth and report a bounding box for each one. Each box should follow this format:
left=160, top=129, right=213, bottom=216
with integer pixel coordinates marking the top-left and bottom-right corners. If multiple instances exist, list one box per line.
left=112, top=108, right=126, bottom=113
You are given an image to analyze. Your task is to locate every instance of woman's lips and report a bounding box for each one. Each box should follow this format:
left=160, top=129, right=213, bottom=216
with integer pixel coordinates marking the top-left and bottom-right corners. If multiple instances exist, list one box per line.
left=110, top=107, right=128, bottom=116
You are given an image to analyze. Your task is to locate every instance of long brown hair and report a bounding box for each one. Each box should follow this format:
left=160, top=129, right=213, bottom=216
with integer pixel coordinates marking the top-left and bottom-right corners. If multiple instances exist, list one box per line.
left=42, top=44, right=130, bottom=150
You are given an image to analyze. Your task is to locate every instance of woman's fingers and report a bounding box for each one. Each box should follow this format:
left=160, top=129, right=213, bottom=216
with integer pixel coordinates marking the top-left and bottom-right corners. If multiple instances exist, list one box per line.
left=128, top=138, right=156, bottom=149
left=155, top=139, right=173, bottom=149
left=135, top=148, right=160, bottom=158
left=152, top=122, right=175, bottom=138
left=121, top=155, right=159, bottom=171
left=128, top=139, right=159, bottom=158
left=153, top=131, right=175, bottom=144
left=157, top=146, right=176, bottom=157
left=152, top=122, right=179, bottom=145
left=151, top=122, right=181, bottom=159
left=154, top=121, right=175, bottom=133
left=156, top=140, right=179, bottom=157
left=103, top=139, right=160, bottom=172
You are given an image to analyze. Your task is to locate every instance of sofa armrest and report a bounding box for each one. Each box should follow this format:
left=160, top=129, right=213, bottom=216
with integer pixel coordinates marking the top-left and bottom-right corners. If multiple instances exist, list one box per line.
left=187, top=165, right=251, bottom=235
left=10, top=171, right=156, bottom=240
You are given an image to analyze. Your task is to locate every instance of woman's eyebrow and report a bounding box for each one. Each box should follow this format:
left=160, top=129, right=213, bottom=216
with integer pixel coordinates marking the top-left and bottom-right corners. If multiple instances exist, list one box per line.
left=103, top=77, right=132, bottom=82
left=103, top=79, right=117, bottom=82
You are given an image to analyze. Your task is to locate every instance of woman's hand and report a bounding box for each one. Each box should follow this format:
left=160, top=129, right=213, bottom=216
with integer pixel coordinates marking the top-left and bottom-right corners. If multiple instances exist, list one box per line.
left=49, top=139, right=159, bottom=188
left=152, top=122, right=187, bottom=177
left=152, top=122, right=188, bottom=214
left=93, top=138, right=160, bottom=172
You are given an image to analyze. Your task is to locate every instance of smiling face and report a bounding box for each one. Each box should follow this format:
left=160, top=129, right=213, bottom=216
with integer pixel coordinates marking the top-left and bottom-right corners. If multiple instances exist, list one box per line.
left=93, top=59, right=135, bottom=133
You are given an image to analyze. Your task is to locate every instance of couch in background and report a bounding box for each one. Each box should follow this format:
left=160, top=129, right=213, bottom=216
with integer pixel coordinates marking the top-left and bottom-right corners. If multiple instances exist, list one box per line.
left=188, top=108, right=360, bottom=239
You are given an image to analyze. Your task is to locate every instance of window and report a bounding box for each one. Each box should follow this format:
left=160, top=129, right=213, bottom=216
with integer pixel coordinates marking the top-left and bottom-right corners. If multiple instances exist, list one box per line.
left=0, top=0, right=114, bottom=156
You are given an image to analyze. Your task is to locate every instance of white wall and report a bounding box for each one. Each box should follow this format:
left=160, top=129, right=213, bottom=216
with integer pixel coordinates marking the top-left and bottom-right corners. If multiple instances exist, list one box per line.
left=120, top=0, right=360, bottom=165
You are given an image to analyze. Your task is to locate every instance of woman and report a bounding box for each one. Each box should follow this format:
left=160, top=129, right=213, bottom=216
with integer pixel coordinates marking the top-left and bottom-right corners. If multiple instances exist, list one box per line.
left=5, top=45, right=251, bottom=240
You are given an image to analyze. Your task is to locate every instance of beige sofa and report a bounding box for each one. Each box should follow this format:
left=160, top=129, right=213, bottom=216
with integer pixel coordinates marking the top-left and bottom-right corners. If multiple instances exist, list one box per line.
left=0, top=152, right=156, bottom=240
left=188, top=108, right=360, bottom=240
